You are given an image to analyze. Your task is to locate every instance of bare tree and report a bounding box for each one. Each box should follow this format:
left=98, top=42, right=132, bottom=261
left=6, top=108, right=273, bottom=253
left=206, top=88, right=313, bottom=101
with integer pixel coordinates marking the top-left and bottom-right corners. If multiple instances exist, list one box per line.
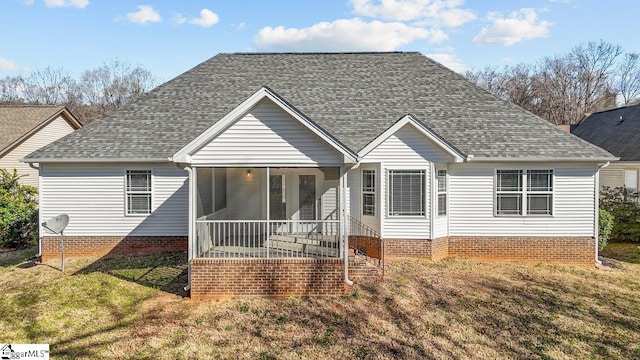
left=467, top=40, right=631, bottom=125
left=21, top=66, right=77, bottom=105
left=0, top=76, right=27, bottom=104
left=618, top=53, right=640, bottom=105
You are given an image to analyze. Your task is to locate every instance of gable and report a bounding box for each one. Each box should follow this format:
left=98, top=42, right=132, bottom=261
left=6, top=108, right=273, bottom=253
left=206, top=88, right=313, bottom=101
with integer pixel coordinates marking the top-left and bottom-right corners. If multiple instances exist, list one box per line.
left=361, top=124, right=456, bottom=164
left=190, top=99, right=344, bottom=166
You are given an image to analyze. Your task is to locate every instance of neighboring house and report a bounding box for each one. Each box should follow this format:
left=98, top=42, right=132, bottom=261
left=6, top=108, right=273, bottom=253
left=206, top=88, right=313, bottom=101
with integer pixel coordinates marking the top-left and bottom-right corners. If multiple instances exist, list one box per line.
left=23, top=53, right=616, bottom=299
left=571, top=104, right=640, bottom=191
left=0, top=105, right=81, bottom=188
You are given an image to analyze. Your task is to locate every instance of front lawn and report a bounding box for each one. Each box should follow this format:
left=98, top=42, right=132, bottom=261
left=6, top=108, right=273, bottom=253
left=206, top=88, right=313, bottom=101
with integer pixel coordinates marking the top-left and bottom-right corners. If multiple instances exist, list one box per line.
left=1, top=249, right=639, bottom=359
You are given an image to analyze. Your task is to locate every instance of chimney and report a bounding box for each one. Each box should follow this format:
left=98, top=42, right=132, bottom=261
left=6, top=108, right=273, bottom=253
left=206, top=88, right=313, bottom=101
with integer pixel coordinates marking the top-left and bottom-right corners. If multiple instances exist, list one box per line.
left=556, top=124, right=571, bottom=133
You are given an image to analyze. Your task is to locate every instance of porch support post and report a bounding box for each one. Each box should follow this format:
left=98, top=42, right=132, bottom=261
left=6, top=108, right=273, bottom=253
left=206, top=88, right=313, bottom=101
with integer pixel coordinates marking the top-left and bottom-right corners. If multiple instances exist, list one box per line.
left=182, top=165, right=195, bottom=291
left=190, top=167, right=197, bottom=260
left=340, top=166, right=353, bottom=286
left=266, top=167, right=270, bottom=258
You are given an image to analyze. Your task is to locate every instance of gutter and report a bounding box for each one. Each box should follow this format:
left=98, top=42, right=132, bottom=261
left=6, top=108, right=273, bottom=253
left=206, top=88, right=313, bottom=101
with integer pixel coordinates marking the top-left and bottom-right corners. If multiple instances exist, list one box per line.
left=21, top=157, right=170, bottom=164
left=466, top=156, right=620, bottom=163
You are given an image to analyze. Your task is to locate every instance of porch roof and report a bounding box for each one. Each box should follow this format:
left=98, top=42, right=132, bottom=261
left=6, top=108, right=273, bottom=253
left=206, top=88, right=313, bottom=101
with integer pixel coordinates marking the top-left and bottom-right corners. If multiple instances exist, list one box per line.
left=24, top=52, right=614, bottom=163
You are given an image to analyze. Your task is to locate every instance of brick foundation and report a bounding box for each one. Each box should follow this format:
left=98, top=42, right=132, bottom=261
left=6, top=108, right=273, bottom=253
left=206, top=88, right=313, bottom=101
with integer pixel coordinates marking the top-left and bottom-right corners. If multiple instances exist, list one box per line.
left=448, top=236, right=595, bottom=266
left=349, top=235, right=383, bottom=259
left=431, top=237, right=449, bottom=261
left=41, top=236, right=187, bottom=262
left=383, top=238, right=432, bottom=258
left=382, top=236, right=595, bottom=266
left=190, top=258, right=345, bottom=300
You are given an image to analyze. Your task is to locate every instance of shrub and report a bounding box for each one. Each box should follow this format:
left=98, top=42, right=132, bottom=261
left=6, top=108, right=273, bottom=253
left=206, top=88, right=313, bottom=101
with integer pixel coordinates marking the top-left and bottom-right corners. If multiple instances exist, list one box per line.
left=0, top=169, right=38, bottom=248
left=600, top=186, right=640, bottom=242
left=598, top=209, right=613, bottom=250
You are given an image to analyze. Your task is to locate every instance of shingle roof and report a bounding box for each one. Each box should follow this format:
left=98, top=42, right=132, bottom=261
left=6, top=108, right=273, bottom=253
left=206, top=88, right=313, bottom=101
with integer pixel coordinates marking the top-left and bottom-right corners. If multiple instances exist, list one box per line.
left=0, top=105, right=67, bottom=153
left=25, top=52, right=614, bottom=162
left=572, top=104, right=640, bottom=161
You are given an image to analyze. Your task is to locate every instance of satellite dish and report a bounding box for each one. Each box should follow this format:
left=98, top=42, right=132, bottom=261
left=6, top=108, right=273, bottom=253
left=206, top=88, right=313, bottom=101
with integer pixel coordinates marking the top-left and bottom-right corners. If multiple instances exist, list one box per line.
left=42, top=214, right=69, bottom=234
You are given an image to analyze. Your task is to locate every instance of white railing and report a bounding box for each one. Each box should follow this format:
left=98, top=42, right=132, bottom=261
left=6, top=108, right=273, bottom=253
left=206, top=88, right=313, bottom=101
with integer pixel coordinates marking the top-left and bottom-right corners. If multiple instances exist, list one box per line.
left=195, top=220, right=341, bottom=258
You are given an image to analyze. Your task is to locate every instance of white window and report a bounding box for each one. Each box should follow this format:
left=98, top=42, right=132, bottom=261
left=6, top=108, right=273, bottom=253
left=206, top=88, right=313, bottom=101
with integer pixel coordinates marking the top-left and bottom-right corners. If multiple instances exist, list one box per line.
left=625, top=169, right=638, bottom=191
left=126, top=170, right=152, bottom=215
left=496, top=169, right=552, bottom=216
left=437, top=169, right=447, bottom=216
left=362, top=170, right=376, bottom=216
left=388, top=170, right=425, bottom=216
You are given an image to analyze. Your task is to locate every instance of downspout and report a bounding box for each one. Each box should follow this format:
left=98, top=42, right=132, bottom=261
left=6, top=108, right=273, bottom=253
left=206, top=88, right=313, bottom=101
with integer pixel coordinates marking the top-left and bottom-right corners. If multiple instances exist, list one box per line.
left=182, top=165, right=194, bottom=291
left=594, top=161, right=610, bottom=265
left=341, top=165, right=354, bottom=286
left=28, top=162, right=42, bottom=257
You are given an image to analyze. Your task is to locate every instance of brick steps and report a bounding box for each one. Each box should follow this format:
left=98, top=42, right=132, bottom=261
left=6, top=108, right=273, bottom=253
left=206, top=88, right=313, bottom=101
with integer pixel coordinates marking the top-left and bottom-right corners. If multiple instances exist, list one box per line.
left=348, top=255, right=383, bottom=280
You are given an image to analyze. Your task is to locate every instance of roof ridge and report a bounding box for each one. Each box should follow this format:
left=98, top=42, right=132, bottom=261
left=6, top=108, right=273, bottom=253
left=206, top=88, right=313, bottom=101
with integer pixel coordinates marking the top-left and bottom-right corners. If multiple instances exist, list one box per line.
left=227, top=51, right=420, bottom=55
left=589, top=103, right=640, bottom=115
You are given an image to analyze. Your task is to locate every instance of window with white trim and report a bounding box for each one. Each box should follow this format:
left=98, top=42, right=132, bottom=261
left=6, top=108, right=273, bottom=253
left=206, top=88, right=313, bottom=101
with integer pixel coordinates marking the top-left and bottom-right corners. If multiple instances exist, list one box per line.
left=437, top=169, right=447, bottom=216
left=388, top=170, right=425, bottom=216
left=362, top=170, right=376, bottom=216
left=496, top=169, right=552, bottom=216
left=126, top=170, right=152, bottom=215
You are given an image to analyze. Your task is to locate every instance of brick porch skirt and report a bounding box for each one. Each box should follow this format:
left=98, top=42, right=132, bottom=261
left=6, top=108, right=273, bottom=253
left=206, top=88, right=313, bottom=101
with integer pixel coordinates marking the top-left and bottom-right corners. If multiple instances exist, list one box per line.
left=383, top=236, right=595, bottom=266
left=40, top=236, right=187, bottom=262
left=190, top=258, right=345, bottom=300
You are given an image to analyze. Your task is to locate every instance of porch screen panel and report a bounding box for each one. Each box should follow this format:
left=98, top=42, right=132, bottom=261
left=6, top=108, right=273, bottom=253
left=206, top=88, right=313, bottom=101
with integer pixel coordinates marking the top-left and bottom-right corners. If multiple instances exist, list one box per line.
left=299, top=175, right=316, bottom=220
left=269, top=175, right=286, bottom=220
left=388, top=170, right=425, bottom=216
left=214, top=168, right=227, bottom=211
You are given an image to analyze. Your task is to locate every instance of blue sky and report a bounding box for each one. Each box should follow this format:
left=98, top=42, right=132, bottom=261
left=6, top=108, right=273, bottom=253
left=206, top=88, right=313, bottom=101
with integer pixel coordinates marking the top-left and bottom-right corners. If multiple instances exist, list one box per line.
left=2, top=0, right=639, bottom=82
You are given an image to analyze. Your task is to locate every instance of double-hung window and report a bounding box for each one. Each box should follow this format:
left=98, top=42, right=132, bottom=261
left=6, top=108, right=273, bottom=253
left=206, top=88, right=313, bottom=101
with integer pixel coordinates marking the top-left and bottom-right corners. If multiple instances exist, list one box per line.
left=437, top=169, right=447, bottom=216
left=496, top=169, right=552, bottom=216
left=388, top=170, right=425, bottom=216
left=362, top=170, right=376, bottom=216
left=126, top=170, right=152, bottom=215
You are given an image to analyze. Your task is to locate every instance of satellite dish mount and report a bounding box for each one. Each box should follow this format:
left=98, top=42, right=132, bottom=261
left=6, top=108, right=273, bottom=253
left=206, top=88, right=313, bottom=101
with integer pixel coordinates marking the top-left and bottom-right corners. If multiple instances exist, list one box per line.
left=42, top=214, right=69, bottom=273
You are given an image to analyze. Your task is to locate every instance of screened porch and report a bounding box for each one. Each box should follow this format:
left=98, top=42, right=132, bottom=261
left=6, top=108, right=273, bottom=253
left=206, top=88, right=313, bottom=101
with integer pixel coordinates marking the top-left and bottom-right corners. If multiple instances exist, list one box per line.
left=193, top=167, right=344, bottom=258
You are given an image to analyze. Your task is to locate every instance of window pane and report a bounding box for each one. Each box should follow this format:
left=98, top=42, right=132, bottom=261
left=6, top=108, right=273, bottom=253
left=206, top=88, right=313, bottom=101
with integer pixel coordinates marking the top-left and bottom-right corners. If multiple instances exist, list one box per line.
left=625, top=170, right=638, bottom=191
left=497, top=170, right=522, bottom=191
left=363, top=193, right=375, bottom=216
left=497, top=194, right=522, bottom=215
left=438, top=194, right=446, bottom=216
left=389, top=170, right=424, bottom=216
left=437, top=170, right=446, bottom=192
left=127, top=170, right=151, bottom=191
left=363, top=170, right=375, bottom=192
left=528, top=194, right=552, bottom=215
left=128, top=194, right=151, bottom=214
left=528, top=170, right=552, bottom=191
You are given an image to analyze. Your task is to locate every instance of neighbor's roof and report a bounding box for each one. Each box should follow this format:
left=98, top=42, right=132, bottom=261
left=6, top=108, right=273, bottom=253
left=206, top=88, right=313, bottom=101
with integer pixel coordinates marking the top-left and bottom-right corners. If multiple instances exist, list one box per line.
left=25, top=52, right=615, bottom=162
left=0, top=105, right=80, bottom=156
left=572, top=104, right=640, bottom=161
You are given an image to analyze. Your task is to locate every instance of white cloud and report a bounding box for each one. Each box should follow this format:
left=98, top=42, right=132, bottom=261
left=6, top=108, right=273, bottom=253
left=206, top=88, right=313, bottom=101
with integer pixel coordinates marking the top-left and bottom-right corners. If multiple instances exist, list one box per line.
left=125, top=5, right=161, bottom=25
left=0, top=58, right=29, bottom=71
left=426, top=52, right=467, bottom=73
left=473, top=8, right=551, bottom=46
left=23, top=0, right=35, bottom=5
left=188, top=9, right=219, bottom=28
left=351, top=0, right=475, bottom=27
left=172, top=14, right=187, bottom=26
left=44, top=0, right=89, bottom=8
left=254, top=18, right=444, bottom=52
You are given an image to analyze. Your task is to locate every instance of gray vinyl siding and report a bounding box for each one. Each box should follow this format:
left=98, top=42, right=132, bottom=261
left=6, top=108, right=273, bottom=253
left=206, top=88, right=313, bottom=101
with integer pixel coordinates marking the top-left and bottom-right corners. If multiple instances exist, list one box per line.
left=361, top=124, right=455, bottom=239
left=191, top=100, right=343, bottom=167
left=39, top=163, right=188, bottom=237
left=448, top=163, right=596, bottom=237
left=599, top=164, right=640, bottom=190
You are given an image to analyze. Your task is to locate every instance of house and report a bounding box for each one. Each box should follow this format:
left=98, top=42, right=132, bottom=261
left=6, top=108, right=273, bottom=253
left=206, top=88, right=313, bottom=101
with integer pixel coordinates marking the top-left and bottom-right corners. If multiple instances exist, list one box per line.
left=23, top=52, right=616, bottom=299
left=0, top=105, right=81, bottom=188
left=571, top=104, right=640, bottom=191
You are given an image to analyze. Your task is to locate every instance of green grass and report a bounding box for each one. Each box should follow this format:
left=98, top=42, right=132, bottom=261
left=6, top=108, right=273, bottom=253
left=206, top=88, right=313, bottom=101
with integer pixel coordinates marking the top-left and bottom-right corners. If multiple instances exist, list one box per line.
left=0, top=249, right=639, bottom=359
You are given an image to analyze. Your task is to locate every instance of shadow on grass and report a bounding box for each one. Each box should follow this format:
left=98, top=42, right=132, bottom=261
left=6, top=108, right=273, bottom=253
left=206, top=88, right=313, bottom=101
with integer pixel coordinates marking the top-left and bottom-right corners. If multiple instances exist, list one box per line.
left=601, top=242, right=640, bottom=264
left=0, top=246, right=38, bottom=268
left=73, top=251, right=188, bottom=296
